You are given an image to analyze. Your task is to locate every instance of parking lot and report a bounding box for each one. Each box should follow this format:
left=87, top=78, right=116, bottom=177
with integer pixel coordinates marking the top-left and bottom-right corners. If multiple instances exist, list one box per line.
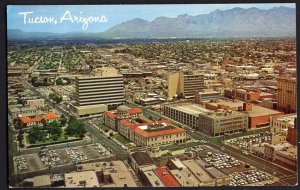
left=14, top=154, right=46, bottom=173
left=192, top=146, right=253, bottom=174
left=62, top=143, right=110, bottom=164
left=14, top=143, right=111, bottom=174
left=225, top=131, right=271, bottom=153
left=229, top=170, right=275, bottom=186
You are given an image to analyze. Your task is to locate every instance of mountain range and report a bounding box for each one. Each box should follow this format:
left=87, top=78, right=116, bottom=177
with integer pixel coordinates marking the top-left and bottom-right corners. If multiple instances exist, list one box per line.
left=8, top=6, right=296, bottom=40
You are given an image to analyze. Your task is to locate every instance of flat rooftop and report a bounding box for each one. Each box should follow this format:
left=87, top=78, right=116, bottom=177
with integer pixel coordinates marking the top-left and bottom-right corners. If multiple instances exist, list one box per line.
left=205, top=167, right=228, bottom=178
left=165, top=102, right=209, bottom=116
left=64, top=171, right=99, bottom=188
left=131, top=152, right=154, bottom=166
left=273, top=114, right=296, bottom=126
left=207, top=100, right=282, bottom=117
left=276, top=145, right=297, bottom=159
left=170, top=158, right=187, bottom=170
left=170, top=169, right=200, bottom=187
left=182, top=160, right=213, bottom=182
left=77, top=161, right=137, bottom=187
left=143, top=170, right=165, bottom=187
left=248, top=105, right=282, bottom=117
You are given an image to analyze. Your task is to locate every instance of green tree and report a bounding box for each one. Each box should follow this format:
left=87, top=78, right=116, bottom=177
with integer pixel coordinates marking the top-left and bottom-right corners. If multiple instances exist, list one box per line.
left=47, top=120, right=62, bottom=137
left=56, top=78, right=64, bottom=85
left=49, top=93, right=63, bottom=104
left=27, top=126, right=47, bottom=144
left=60, top=114, right=67, bottom=126
left=66, top=117, right=86, bottom=138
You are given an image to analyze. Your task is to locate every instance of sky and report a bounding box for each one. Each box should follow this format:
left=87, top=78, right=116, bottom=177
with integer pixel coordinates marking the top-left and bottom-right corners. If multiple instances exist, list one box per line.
left=7, top=4, right=295, bottom=33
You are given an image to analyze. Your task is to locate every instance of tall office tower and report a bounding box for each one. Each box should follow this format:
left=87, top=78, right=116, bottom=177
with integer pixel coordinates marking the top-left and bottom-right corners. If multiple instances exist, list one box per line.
left=75, top=67, right=125, bottom=110
left=277, top=77, right=296, bottom=113
left=167, top=72, right=204, bottom=99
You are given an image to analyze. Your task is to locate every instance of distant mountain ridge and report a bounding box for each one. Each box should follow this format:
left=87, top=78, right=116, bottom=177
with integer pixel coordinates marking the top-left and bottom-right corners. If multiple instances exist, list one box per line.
left=8, top=6, right=296, bottom=40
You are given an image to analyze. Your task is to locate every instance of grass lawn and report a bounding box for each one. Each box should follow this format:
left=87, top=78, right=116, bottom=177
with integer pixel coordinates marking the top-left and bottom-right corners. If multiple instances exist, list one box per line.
left=98, top=124, right=111, bottom=131
left=24, top=132, right=77, bottom=147
left=113, top=134, right=130, bottom=145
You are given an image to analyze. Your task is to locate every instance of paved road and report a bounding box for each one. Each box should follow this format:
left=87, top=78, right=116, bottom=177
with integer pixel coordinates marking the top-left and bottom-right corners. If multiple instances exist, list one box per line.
left=84, top=123, right=129, bottom=160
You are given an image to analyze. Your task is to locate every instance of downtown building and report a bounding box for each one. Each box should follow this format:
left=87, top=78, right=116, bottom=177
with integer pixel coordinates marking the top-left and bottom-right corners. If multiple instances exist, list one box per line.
left=104, top=105, right=186, bottom=146
left=163, top=102, right=248, bottom=137
left=277, top=77, right=296, bottom=113
left=168, top=72, right=204, bottom=99
left=71, top=67, right=125, bottom=117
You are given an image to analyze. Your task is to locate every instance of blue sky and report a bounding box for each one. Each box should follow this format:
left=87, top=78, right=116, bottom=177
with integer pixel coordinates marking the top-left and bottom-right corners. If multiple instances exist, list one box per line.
left=7, top=4, right=295, bottom=33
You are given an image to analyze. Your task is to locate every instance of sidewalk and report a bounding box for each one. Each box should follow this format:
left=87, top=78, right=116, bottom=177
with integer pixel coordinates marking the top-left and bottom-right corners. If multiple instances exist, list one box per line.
left=91, top=123, right=127, bottom=150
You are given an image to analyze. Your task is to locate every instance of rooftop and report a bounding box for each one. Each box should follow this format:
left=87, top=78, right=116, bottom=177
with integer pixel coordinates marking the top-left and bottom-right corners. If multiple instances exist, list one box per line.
left=120, top=119, right=185, bottom=138
left=19, top=112, right=58, bottom=124
left=143, top=170, right=165, bottom=187
left=182, top=160, right=213, bottom=182
left=170, top=169, right=200, bottom=187
left=165, top=102, right=209, bottom=116
left=154, top=167, right=181, bottom=187
left=272, top=114, right=296, bottom=126
left=78, top=161, right=137, bottom=187
left=206, top=100, right=282, bottom=117
left=64, top=171, right=99, bottom=188
left=205, top=167, right=228, bottom=179
left=24, top=175, right=51, bottom=187
left=131, top=152, right=154, bottom=166
left=169, top=158, right=187, bottom=170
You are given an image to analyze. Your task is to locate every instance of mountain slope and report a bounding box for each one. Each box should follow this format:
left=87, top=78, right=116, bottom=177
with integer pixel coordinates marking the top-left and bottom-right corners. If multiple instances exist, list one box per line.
left=103, top=6, right=296, bottom=38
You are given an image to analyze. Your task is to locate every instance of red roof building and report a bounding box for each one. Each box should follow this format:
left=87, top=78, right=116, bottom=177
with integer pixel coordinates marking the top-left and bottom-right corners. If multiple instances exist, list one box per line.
left=19, top=112, right=58, bottom=126
left=104, top=107, right=186, bottom=146
left=154, top=167, right=181, bottom=187
left=128, top=108, right=142, bottom=114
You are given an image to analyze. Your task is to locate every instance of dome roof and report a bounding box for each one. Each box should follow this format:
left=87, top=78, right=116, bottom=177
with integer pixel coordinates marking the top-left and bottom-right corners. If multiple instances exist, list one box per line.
left=117, top=105, right=129, bottom=112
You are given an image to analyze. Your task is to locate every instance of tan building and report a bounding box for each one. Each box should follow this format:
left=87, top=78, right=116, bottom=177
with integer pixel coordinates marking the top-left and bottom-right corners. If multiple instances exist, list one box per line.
left=181, top=160, right=216, bottom=186
left=75, top=67, right=124, bottom=110
left=195, top=89, right=220, bottom=104
left=252, top=142, right=297, bottom=171
left=270, top=114, right=296, bottom=144
left=76, top=161, right=138, bottom=187
left=26, top=99, right=45, bottom=107
left=277, top=77, right=296, bottom=113
left=70, top=104, right=108, bottom=118
left=163, top=103, right=248, bottom=137
left=130, top=152, right=156, bottom=174
left=167, top=72, right=204, bottom=99
left=224, top=88, right=260, bottom=101
left=205, top=100, right=283, bottom=129
left=64, top=171, right=100, bottom=188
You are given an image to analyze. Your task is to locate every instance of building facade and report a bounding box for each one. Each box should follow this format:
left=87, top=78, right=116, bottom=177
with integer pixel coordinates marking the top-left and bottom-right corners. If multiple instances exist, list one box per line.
left=104, top=106, right=186, bottom=146
left=198, top=110, right=248, bottom=137
left=270, top=114, right=296, bottom=144
left=277, top=77, right=296, bottom=113
left=167, top=72, right=204, bottom=99
left=195, top=89, right=220, bottom=104
left=75, top=67, right=125, bottom=110
left=163, top=103, right=248, bottom=136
